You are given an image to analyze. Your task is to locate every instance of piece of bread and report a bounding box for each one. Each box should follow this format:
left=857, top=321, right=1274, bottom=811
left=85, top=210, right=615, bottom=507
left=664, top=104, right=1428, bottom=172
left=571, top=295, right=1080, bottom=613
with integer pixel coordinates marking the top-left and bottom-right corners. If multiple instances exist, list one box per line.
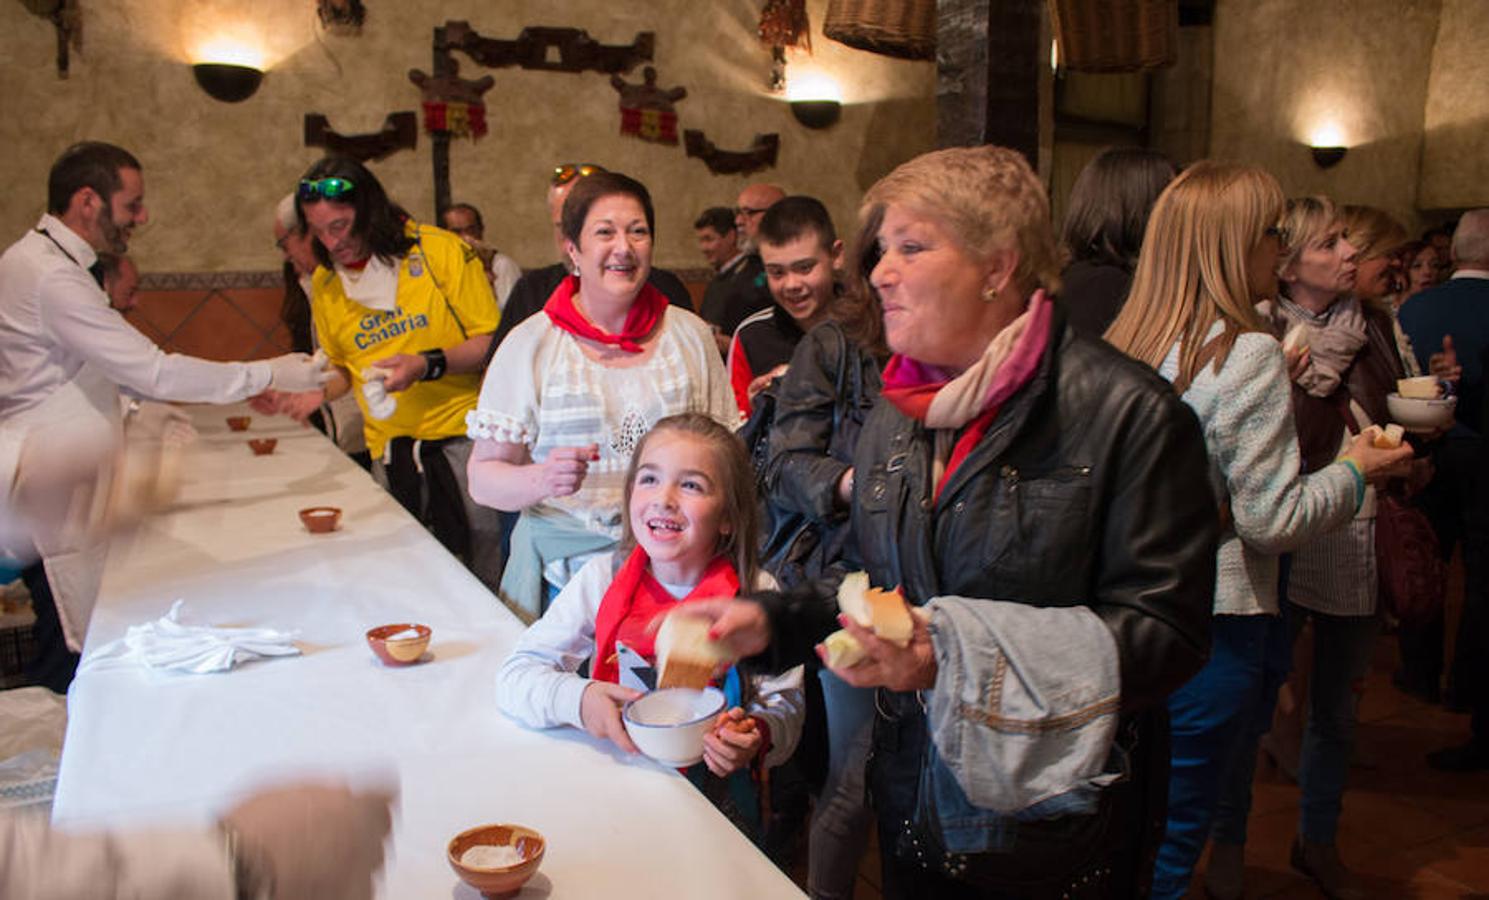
left=1397, top=376, right=1440, bottom=400
left=1373, top=424, right=1406, bottom=449
left=820, top=629, right=868, bottom=669
left=656, top=613, right=730, bottom=690
left=837, top=572, right=914, bottom=648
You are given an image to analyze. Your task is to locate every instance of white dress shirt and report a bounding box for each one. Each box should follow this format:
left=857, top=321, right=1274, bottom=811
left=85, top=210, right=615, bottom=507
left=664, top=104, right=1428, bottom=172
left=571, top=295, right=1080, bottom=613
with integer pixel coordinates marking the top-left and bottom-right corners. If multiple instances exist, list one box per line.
left=0, top=214, right=271, bottom=419
left=490, top=251, right=522, bottom=311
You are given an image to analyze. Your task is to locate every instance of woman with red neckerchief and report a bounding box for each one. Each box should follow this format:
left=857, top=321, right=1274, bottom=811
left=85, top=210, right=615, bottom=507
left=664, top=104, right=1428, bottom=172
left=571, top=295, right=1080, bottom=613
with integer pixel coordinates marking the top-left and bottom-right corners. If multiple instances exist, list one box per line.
left=467, top=171, right=736, bottom=620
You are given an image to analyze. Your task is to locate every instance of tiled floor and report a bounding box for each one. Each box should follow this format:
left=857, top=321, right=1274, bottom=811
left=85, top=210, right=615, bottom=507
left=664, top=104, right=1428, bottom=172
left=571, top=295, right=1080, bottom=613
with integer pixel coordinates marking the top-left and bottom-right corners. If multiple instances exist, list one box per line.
left=789, top=638, right=1489, bottom=899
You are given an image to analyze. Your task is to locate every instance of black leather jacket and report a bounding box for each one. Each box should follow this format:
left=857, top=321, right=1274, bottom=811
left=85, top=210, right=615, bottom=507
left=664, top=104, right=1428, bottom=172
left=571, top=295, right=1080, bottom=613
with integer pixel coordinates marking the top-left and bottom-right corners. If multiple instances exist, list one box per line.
left=756, top=309, right=1217, bottom=891
left=760, top=320, right=883, bottom=588
left=761, top=312, right=1216, bottom=699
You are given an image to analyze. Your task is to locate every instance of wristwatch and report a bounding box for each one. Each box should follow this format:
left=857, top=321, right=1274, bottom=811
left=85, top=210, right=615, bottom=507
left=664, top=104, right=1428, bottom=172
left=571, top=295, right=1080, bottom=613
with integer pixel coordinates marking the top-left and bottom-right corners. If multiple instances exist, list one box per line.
left=419, top=348, right=448, bottom=381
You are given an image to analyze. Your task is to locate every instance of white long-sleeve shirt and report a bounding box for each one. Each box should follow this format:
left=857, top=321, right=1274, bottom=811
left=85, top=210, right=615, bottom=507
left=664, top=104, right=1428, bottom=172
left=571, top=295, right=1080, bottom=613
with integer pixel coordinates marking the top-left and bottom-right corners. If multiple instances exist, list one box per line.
left=496, top=552, right=805, bottom=769
left=0, top=215, right=271, bottom=418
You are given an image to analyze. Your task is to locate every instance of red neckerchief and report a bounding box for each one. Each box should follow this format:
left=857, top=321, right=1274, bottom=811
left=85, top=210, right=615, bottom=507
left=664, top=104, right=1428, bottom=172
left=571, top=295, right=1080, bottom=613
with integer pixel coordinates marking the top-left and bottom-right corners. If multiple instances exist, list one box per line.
left=936, top=408, right=1001, bottom=501
left=590, top=547, right=740, bottom=684
left=543, top=275, right=667, bottom=353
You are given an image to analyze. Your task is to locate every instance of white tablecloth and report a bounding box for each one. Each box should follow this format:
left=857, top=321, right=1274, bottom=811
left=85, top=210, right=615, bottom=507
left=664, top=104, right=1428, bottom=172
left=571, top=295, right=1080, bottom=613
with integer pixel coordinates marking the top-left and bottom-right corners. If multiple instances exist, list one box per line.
left=52, top=404, right=803, bottom=899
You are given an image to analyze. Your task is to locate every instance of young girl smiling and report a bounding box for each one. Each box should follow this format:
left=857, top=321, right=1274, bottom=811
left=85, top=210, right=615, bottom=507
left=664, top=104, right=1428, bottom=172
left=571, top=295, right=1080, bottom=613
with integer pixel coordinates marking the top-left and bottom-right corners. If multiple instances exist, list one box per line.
left=496, top=414, right=803, bottom=833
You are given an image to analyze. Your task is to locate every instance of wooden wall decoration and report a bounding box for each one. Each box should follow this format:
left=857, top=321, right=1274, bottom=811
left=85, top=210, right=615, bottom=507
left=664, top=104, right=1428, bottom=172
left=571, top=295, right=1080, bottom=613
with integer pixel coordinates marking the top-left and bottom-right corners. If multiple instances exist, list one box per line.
left=683, top=130, right=780, bottom=175
left=20, top=0, right=81, bottom=77
left=408, top=60, right=496, bottom=140
left=442, top=21, right=653, bottom=75
left=304, top=112, right=417, bottom=162
left=610, top=67, right=686, bottom=144
left=759, top=0, right=812, bottom=92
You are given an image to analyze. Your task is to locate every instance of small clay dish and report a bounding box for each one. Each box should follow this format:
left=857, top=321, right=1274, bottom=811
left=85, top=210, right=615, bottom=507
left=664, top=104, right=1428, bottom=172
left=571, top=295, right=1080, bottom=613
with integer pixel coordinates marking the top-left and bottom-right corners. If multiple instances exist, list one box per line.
left=366, top=623, right=431, bottom=666
left=247, top=438, right=278, bottom=456
left=447, top=823, right=545, bottom=899
left=298, top=506, right=342, bottom=534
left=226, top=416, right=251, bottom=431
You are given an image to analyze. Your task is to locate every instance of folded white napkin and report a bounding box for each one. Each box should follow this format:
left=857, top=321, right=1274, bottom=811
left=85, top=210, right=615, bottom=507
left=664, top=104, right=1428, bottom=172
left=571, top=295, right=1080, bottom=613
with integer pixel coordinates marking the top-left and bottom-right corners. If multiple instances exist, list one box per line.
left=360, top=367, right=397, bottom=420
left=81, top=600, right=301, bottom=674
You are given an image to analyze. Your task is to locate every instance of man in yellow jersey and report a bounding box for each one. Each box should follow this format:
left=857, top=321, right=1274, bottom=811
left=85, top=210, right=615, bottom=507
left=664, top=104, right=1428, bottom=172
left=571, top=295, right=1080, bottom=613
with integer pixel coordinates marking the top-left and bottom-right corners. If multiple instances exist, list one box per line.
left=269, top=156, right=504, bottom=590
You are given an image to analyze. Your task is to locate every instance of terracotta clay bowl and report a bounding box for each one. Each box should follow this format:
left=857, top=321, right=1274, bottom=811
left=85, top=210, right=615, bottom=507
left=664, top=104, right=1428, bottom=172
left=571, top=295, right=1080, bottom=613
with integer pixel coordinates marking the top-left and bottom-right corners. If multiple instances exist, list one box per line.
left=365, top=623, right=431, bottom=666
left=247, top=438, right=277, bottom=456
left=298, top=506, right=342, bottom=534
left=226, top=416, right=251, bottom=431
left=447, top=823, right=545, bottom=899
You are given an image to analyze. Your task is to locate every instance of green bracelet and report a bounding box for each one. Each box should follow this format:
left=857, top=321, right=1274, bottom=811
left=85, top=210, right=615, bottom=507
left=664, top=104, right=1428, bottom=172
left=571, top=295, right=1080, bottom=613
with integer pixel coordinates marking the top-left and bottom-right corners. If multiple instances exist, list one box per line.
left=1336, top=456, right=1366, bottom=508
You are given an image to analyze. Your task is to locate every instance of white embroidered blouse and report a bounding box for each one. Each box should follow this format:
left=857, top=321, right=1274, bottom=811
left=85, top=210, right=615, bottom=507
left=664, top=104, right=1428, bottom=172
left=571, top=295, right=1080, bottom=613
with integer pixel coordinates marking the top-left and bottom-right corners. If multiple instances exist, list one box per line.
left=467, top=306, right=738, bottom=538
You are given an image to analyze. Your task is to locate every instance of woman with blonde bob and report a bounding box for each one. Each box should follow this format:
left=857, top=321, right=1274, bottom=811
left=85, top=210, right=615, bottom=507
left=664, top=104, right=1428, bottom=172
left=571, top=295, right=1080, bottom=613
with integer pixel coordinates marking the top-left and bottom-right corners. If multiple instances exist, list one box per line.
left=687, top=145, right=1221, bottom=897
left=1107, top=165, right=1410, bottom=900
left=1253, top=195, right=1412, bottom=897
left=1339, top=204, right=1421, bottom=376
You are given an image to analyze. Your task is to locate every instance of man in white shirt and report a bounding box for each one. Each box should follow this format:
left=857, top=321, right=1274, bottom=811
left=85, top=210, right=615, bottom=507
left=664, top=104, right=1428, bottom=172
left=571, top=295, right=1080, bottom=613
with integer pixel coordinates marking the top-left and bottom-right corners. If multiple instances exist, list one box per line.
left=0, top=141, right=328, bottom=691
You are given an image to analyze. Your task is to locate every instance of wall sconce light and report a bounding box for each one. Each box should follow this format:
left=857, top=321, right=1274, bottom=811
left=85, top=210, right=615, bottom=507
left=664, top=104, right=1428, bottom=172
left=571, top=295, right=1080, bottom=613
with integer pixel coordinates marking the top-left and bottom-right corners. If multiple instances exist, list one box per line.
left=193, top=63, right=264, bottom=102
left=791, top=100, right=841, bottom=129
left=1310, top=146, right=1347, bottom=169
left=786, top=72, right=843, bottom=130
left=1305, top=121, right=1347, bottom=170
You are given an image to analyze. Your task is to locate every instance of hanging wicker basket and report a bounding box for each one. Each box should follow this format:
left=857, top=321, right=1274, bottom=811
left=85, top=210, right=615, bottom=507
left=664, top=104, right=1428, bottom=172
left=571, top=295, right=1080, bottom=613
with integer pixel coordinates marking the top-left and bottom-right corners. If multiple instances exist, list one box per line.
left=1049, top=0, right=1177, bottom=73
left=823, top=0, right=937, bottom=62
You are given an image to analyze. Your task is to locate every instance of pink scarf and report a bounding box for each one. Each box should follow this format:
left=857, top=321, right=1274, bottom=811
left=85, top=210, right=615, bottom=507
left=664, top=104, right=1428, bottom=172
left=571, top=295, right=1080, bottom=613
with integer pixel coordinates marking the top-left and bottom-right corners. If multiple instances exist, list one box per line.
left=881, top=290, right=1053, bottom=496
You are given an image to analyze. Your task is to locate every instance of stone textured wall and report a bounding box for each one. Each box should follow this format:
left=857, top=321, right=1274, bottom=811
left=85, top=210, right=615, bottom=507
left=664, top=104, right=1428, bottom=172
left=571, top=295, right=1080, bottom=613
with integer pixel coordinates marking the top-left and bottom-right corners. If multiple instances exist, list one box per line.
left=0, top=0, right=935, bottom=273
left=1419, top=0, right=1489, bottom=210
left=1209, top=0, right=1443, bottom=231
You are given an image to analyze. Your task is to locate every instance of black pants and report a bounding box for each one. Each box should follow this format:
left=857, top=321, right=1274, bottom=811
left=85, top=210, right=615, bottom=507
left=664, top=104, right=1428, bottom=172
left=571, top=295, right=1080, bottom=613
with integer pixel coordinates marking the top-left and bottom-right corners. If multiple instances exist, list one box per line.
left=382, top=436, right=472, bottom=562
left=22, top=562, right=78, bottom=694
left=1400, top=435, right=1488, bottom=708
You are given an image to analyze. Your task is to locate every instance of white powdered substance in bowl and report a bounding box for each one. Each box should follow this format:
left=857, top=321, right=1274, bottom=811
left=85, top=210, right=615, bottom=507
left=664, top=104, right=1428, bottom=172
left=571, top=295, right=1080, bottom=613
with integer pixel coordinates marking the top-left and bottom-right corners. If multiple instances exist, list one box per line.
left=388, top=628, right=422, bottom=641
left=461, top=843, right=525, bottom=869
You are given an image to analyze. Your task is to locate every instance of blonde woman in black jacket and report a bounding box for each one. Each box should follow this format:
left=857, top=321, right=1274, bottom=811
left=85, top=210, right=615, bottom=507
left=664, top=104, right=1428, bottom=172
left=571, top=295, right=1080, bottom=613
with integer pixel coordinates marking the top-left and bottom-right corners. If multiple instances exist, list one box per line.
left=687, top=145, right=1218, bottom=899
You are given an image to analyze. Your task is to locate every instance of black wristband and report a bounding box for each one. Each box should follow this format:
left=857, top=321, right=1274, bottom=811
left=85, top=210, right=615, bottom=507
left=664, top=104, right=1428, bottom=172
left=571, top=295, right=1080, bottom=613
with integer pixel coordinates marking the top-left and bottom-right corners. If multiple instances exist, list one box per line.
left=419, top=348, right=447, bottom=381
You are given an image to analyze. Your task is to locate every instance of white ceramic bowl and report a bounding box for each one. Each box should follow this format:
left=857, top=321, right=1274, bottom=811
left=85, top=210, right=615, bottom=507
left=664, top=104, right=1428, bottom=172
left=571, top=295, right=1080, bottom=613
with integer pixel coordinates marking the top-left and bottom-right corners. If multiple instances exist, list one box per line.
left=1386, top=392, right=1457, bottom=432
left=623, top=686, right=725, bottom=768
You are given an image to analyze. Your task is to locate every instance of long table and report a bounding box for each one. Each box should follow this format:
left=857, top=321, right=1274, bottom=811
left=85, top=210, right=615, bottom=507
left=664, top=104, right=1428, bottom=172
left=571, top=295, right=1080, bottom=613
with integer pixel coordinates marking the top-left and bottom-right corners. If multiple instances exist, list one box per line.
left=52, top=403, right=803, bottom=898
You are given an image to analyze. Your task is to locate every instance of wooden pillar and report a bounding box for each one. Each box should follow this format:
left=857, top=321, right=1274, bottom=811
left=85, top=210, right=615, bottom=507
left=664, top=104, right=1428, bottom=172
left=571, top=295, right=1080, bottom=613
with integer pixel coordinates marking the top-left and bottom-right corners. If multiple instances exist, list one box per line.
left=936, top=0, right=1052, bottom=175
left=430, top=25, right=452, bottom=219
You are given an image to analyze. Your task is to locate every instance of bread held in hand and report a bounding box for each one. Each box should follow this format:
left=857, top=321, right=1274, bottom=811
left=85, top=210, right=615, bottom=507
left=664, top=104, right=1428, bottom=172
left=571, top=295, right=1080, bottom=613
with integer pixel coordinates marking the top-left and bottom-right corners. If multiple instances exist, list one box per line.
left=819, top=572, right=918, bottom=669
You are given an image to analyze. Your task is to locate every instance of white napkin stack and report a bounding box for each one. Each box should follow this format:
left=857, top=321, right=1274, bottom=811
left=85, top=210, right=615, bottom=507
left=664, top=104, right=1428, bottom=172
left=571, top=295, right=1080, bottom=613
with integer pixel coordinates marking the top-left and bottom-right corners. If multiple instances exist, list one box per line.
left=81, top=600, right=301, bottom=674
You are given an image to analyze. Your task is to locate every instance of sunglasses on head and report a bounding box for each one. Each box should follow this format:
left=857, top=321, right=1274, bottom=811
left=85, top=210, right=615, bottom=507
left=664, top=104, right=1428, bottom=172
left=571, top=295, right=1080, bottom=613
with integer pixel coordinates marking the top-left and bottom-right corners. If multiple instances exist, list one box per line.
left=298, top=177, right=356, bottom=202
left=551, top=163, right=604, bottom=186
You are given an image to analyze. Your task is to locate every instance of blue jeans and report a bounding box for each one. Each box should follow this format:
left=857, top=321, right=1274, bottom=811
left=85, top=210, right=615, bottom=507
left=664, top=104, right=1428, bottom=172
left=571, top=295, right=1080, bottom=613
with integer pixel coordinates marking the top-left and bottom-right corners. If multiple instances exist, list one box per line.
left=1287, top=603, right=1379, bottom=844
left=1150, top=613, right=1291, bottom=900
left=808, top=668, right=875, bottom=900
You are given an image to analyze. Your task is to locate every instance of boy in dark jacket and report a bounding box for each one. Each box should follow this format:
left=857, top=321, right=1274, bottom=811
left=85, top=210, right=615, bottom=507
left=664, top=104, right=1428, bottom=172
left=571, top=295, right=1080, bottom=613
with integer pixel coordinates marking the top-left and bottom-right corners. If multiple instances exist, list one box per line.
left=727, top=197, right=842, bottom=416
